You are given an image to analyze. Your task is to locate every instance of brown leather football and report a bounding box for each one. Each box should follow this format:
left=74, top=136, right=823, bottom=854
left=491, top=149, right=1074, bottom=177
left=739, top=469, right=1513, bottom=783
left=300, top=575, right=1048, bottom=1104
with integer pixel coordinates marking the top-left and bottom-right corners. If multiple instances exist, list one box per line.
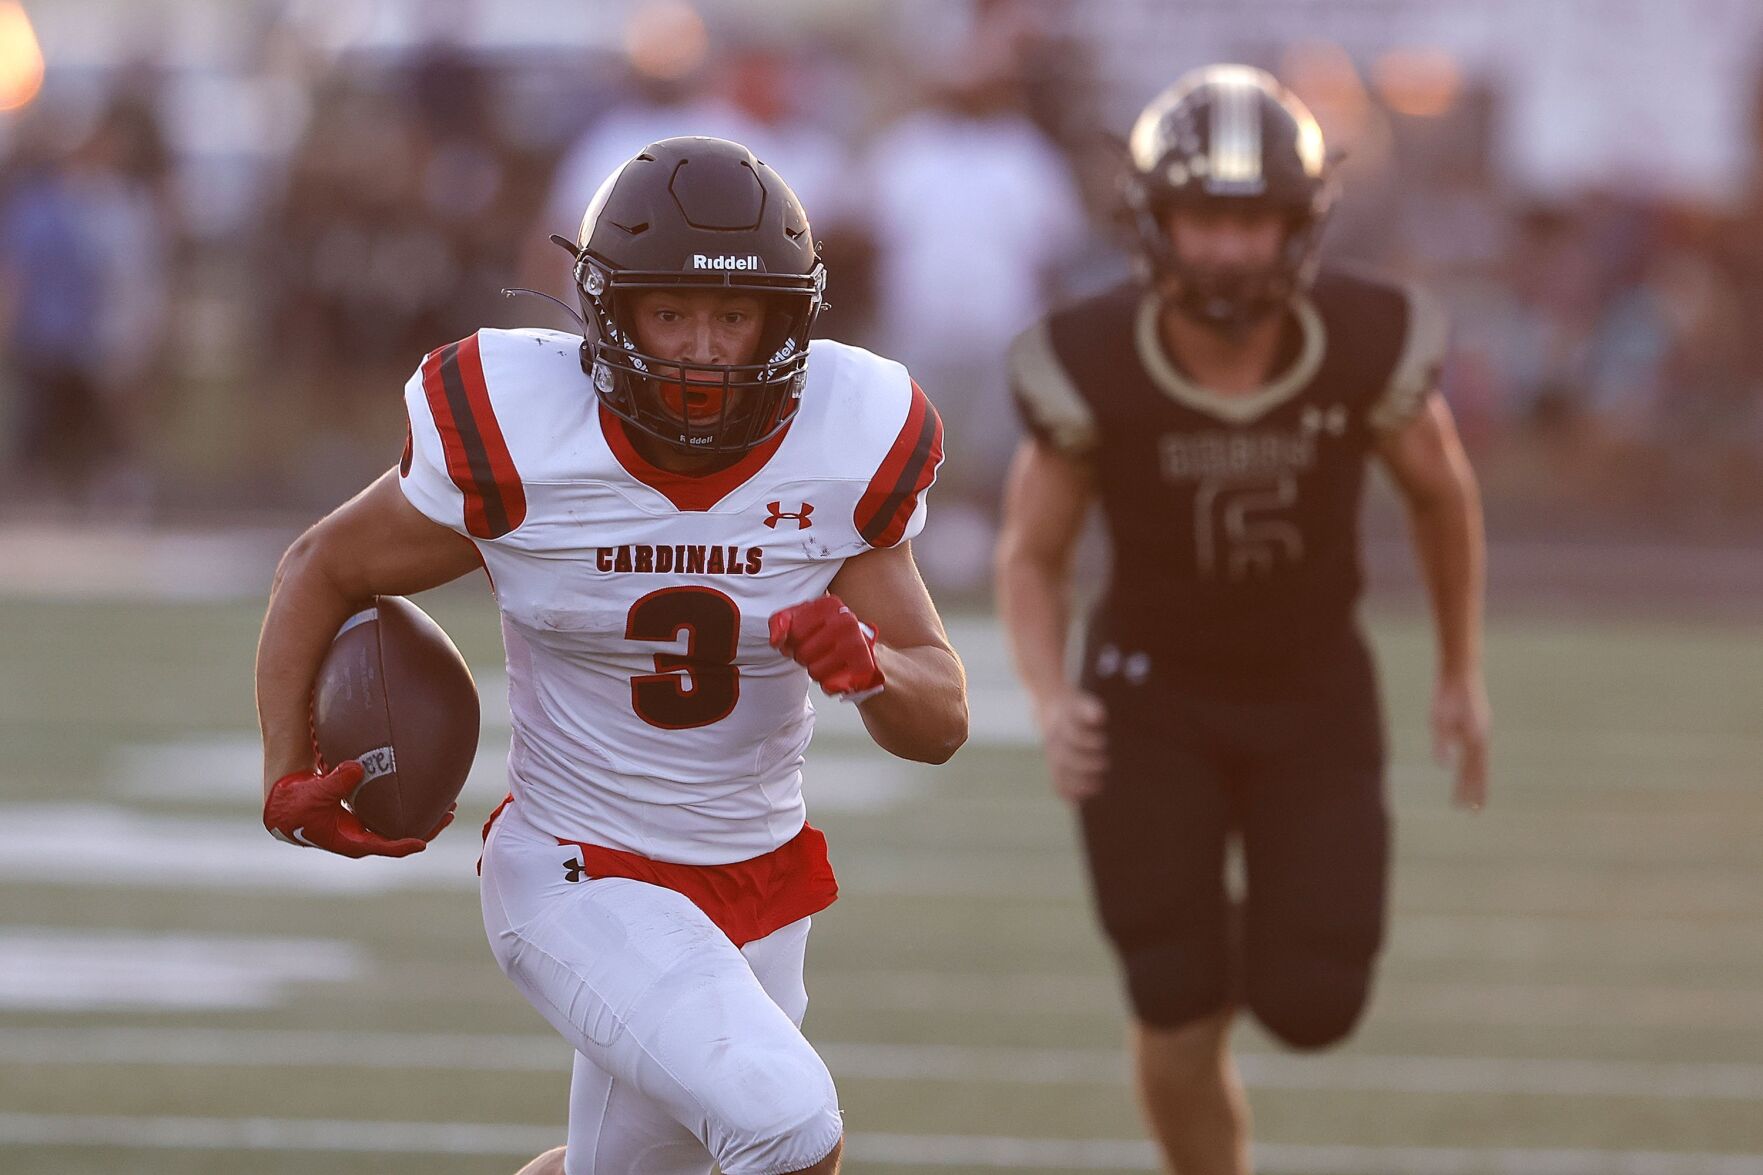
left=311, top=595, right=479, bottom=840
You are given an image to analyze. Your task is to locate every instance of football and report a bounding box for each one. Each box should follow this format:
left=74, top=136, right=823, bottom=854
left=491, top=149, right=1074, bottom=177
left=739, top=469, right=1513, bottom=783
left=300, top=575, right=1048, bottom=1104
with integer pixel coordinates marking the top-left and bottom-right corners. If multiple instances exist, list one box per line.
left=311, top=595, right=480, bottom=841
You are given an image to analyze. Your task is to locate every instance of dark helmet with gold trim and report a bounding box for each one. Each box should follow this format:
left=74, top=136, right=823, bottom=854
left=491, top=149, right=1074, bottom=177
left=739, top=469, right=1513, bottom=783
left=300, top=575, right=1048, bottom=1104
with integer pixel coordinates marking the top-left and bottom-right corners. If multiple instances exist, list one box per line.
left=1121, top=65, right=1335, bottom=330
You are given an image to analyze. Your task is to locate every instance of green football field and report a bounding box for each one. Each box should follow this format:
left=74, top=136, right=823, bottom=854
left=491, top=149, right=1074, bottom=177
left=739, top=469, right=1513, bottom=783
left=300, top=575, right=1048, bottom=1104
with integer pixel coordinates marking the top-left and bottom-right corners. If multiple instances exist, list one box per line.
left=1, top=588, right=1760, bottom=1174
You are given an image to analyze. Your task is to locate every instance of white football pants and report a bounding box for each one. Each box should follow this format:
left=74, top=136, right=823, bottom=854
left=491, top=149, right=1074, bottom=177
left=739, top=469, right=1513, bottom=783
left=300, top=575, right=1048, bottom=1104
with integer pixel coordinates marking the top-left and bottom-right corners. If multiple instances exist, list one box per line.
left=480, top=798, right=843, bottom=1175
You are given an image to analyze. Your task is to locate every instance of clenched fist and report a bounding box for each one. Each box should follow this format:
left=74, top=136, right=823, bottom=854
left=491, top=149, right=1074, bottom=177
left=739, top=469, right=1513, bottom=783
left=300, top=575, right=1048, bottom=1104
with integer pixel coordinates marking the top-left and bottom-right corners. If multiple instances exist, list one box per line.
left=769, top=595, right=885, bottom=703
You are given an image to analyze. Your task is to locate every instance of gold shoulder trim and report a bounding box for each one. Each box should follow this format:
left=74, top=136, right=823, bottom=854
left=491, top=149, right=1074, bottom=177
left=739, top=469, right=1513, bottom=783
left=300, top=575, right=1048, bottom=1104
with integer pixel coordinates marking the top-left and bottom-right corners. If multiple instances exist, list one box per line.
left=1133, top=293, right=1326, bottom=424
left=1007, top=320, right=1098, bottom=454
left=1369, top=282, right=1449, bottom=433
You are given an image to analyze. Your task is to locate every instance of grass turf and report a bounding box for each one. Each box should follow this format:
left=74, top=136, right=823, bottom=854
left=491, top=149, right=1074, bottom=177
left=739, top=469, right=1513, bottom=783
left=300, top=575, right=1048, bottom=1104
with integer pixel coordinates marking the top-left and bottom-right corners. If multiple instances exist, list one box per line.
left=1, top=592, right=1759, bottom=1172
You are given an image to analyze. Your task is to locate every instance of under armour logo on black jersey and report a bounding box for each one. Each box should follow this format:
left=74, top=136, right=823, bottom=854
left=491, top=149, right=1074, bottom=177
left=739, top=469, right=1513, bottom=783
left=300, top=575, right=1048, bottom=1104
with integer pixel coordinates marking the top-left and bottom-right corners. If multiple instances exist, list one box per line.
left=1301, top=405, right=1348, bottom=436
left=563, top=857, right=587, bottom=883
left=764, top=501, right=814, bottom=529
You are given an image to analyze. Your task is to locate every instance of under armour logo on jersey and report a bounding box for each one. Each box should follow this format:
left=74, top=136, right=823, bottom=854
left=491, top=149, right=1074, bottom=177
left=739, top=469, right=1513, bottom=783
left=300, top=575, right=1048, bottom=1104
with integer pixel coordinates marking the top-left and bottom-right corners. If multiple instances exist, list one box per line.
left=563, top=857, right=587, bottom=883
left=1301, top=405, right=1348, bottom=436
left=764, top=501, right=814, bottom=529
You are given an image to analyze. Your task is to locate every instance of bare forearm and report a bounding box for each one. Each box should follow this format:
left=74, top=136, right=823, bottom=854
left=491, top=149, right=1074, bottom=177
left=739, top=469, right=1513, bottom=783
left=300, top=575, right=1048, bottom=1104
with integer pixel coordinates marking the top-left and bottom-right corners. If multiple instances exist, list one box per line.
left=996, top=555, right=1076, bottom=714
left=855, top=643, right=967, bottom=763
left=255, top=535, right=370, bottom=793
left=1406, top=483, right=1485, bottom=679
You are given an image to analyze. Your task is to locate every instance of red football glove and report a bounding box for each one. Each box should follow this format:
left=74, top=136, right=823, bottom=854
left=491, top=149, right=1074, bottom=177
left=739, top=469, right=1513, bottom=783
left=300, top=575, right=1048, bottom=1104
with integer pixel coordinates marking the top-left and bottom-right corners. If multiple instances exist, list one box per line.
left=769, top=595, right=885, bottom=703
left=263, top=761, right=453, bottom=859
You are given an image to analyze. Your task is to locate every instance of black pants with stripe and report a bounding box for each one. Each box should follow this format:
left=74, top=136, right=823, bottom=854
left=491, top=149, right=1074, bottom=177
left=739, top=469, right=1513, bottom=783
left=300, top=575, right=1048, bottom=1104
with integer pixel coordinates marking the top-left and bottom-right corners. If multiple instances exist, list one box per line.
left=1077, top=628, right=1389, bottom=1049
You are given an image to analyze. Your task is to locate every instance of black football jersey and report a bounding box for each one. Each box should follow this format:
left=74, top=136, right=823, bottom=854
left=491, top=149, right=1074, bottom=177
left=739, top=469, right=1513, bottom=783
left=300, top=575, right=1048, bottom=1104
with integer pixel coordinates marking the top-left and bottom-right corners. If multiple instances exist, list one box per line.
left=1009, top=268, right=1447, bottom=676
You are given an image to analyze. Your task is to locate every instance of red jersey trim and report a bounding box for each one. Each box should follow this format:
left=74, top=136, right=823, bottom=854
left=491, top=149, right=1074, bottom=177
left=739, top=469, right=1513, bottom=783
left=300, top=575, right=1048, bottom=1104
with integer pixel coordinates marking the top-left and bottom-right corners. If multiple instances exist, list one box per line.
left=854, top=379, right=942, bottom=547
left=557, top=823, right=838, bottom=948
left=419, top=334, right=528, bottom=539
left=600, top=405, right=792, bottom=513
left=476, top=792, right=515, bottom=876
left=475, top=796, right=837, bottom=945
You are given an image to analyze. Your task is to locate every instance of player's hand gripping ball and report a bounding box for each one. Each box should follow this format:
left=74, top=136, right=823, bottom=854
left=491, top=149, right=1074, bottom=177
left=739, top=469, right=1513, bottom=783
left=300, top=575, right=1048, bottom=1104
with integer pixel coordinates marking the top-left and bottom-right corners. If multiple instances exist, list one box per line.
left=268, top=595, right=479, bottom=854
left=768, top=595, right=885, bottom=703
left=263, top=761, right=451, bottom=858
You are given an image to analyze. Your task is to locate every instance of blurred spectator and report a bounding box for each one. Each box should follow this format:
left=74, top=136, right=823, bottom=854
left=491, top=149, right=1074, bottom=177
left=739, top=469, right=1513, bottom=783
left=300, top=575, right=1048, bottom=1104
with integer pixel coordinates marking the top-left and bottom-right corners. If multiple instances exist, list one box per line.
left=856, top=30, right=1087, bottom=587
left=1630, top=220, right=1757, bottom=526
left=0, top=2, right=1756, bottom=536
left=85, top=93, right=175, bottom=512
left=1497, top=206, right=1603, bottom=429
left=0, top=119, right=104, bottom=507
left=0, top=98, right=172, bottom=515
left=524, top=39, right=857, bottom=315
left=265, top=46, right=518, bottom=493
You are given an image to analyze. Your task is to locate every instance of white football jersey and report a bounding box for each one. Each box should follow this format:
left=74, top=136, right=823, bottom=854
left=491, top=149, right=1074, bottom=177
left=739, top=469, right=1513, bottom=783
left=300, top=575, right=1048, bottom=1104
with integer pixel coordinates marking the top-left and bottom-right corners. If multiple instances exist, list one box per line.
left=399, top=328, right=942, bottom=864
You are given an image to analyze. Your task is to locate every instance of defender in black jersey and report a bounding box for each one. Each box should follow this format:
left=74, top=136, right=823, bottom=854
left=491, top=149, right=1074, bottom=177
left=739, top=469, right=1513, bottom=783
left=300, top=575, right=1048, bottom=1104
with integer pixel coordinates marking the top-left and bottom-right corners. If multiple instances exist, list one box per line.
left=997, top=66, right=1489, bottom=1175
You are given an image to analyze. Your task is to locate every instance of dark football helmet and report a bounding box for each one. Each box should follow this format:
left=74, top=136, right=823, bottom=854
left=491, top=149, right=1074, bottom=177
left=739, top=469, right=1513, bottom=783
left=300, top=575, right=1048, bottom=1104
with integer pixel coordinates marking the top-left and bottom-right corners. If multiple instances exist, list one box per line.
left=1121, top=65, right=1335, bottom=330
left=569, top=136, right=826, bottom=454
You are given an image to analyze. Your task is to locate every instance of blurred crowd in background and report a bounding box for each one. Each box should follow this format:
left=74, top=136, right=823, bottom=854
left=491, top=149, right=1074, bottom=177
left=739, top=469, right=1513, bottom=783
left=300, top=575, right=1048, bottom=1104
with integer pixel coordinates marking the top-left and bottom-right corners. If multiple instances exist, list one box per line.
left=1, top=0, right=1761, bottom=583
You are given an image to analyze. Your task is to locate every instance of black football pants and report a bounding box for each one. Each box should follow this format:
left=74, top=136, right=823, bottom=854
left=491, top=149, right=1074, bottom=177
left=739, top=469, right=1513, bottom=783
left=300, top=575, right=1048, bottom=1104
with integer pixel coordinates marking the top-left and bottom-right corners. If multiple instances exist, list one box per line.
left=1077, top=631, right=1388, bottom=1049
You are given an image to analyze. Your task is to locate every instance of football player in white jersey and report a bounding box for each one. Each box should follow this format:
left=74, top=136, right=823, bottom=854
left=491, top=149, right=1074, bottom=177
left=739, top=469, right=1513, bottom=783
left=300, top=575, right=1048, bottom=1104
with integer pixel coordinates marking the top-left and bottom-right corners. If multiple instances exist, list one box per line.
left=255, top=137, right=969, bottom=1175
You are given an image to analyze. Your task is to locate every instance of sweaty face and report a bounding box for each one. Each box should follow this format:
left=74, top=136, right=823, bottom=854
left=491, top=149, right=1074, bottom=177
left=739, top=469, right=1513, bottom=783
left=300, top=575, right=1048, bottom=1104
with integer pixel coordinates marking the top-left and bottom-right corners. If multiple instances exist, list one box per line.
left=628, top=289, right=767, bottom=423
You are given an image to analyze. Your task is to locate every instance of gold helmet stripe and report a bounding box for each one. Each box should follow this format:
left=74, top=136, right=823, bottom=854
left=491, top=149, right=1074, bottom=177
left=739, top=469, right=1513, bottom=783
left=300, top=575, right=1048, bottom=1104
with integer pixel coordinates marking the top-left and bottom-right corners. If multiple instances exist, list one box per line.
left=1209, top=71, right=1264, bottom=192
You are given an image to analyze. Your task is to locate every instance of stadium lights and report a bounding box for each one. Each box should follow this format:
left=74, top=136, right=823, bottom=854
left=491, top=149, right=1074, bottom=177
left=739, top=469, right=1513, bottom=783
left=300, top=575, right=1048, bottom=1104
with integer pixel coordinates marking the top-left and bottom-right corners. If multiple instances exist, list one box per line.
left=0, top=0, right=43, bottom=113
left=1281, top=40, right=1372, bottom=145
left=625, top=0, right=709, bottom=82
left=1373, top=47, right=1463, bottom=118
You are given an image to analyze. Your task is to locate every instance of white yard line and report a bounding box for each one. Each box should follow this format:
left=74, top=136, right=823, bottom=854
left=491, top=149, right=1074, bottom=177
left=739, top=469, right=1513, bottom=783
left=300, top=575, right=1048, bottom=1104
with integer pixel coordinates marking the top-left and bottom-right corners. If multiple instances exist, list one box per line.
left=4, top=1027, right=1763, bottom=1100
left=0, top=805, right=480, bottom=893
left=12, top=804, right=1761, bottom=931
left=0, top=1114, right=1757, bottom=1172
left=0, top=1112, right=556, bottom=1155
left=4, top=922, right=1748, bottom=1027
left=0, top=526, right=290, bottom=600
left=0, top=1027, right=563, bottom=1072
left=863, top=1134, right=1763, bottom=1174
left=825, top=1043, right=1763, bottom=1101
left=0, top=930, right=362, bottom=1011
left=809, top=970, right=1763, bottom=1032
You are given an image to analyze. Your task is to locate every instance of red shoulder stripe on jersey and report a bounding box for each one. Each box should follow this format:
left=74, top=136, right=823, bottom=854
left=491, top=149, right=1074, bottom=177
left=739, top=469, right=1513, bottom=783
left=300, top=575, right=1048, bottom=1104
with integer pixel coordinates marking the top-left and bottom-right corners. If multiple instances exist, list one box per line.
left=420, top=334, right=526, bottom=539
left=855, top=379, right=942, bottom=548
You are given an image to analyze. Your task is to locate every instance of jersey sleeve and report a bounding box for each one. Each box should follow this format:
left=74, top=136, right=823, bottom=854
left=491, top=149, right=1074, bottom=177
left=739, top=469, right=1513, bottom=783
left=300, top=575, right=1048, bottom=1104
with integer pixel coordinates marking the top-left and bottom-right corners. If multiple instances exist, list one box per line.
left=398, top=332, right=528, bottom=540
left=1007, top=319, right=1098, bottom=455
left=851, top=377, right=943, bottom=549
left=1367, top=283, right=1449, bottom=433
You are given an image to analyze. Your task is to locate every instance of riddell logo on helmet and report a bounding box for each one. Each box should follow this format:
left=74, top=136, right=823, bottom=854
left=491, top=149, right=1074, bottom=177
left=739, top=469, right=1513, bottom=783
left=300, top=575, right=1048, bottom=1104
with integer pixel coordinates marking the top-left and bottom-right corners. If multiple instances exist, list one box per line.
left=691, top=254, right=762, bottom=271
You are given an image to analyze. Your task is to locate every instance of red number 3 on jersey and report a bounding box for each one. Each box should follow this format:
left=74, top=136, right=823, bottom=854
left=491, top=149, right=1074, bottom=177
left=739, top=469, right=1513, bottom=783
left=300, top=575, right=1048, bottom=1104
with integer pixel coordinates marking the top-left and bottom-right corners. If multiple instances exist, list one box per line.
left=624, top=587, right=741, bottom=729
